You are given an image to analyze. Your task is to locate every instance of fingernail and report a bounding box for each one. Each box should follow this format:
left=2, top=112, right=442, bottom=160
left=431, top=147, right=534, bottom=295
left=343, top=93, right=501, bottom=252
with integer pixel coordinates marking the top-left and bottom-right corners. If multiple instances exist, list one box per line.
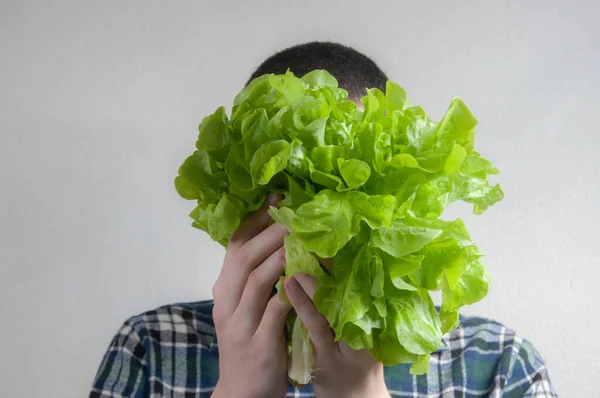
left=280, top=247, right=286, bottom=262
left=284, top=276, right=299, bottom=291
left=268, top=193, right=280, bottom=206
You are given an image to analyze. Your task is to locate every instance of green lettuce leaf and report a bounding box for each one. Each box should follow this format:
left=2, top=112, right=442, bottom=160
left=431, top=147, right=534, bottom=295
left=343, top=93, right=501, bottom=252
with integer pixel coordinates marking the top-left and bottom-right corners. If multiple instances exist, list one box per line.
left=175, top=69, right=502, bottom=384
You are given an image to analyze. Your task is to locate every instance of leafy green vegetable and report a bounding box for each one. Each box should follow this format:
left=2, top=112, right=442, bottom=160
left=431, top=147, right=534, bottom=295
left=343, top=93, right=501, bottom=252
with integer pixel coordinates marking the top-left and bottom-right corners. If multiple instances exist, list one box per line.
left=175, top=69, right=502, bottom=384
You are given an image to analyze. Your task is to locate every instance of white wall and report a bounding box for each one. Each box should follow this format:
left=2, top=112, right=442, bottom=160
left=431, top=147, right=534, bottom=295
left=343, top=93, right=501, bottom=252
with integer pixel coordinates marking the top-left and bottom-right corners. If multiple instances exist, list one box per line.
left=1, top=1, right=598, bottom=396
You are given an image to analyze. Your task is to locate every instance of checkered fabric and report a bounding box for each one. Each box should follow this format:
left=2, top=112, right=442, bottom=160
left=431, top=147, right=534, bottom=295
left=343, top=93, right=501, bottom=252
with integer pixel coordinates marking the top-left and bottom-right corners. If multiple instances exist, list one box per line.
left=90, top=300, right=556, bottom=397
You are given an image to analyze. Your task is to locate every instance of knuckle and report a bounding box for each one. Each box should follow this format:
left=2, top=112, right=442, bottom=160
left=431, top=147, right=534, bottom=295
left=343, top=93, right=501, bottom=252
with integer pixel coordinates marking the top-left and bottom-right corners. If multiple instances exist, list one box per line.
left=315, top=316, right=330, bottom=333
left=212, top=304, right=224, bottom=326
left=247, top=269, right=265, bottom=290
left=277, top=246, right=286, bottom=264
left=268, top=296, right=288, bottom=319
left=272, top=222, right=289, bottom=237
left=295, top=291, right=312, bottom=309
left=265, top=295, right=279, bottom=313
left=233, top=246, right=251, bottom=268
left=227, top=233, right=240, bottom=248
left=211, top=281, right=221, bottom=299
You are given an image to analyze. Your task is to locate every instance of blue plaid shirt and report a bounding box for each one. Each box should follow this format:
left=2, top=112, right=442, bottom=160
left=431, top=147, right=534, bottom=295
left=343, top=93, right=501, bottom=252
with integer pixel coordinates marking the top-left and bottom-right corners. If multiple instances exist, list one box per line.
left=90, top=301, right=556, bottom=397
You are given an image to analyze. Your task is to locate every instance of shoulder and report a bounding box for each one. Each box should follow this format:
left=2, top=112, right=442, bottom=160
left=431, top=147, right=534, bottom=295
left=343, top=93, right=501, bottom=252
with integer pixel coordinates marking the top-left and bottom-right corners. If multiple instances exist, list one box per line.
left=452, top=314, right=543, bottom=359
left=91, top=301, right=219, bottom=396
left=121, top=299, right=217, bottom=351
left=447, top=314, right=555, bottom=396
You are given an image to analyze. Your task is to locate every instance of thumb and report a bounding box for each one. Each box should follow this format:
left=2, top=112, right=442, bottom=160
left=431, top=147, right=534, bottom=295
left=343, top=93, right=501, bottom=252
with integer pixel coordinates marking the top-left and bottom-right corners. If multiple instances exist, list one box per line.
left=284, top=276, right=334, bottom=352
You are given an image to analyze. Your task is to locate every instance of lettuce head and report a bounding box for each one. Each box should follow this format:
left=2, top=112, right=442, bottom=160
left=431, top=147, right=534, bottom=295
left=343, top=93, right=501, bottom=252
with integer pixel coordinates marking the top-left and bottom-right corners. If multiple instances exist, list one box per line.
left=175, top=70, right=503, bottom=385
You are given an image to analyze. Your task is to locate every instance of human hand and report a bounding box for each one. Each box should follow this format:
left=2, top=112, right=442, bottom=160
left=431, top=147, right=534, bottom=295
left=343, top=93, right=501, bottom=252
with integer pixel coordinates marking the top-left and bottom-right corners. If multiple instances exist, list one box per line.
left=284, top=273, right=390, bottom=398
left=211, top=193, right=291, bottom=398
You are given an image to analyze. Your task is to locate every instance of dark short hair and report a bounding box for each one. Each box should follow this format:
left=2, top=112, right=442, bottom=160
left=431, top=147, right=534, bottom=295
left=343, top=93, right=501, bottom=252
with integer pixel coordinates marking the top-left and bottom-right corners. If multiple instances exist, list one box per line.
left=247, top=41, right=388, bottom=99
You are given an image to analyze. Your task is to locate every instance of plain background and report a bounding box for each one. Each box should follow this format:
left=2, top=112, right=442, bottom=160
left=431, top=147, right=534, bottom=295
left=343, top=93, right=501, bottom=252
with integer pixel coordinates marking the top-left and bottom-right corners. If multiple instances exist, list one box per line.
left=1, top=0, right=599, bottom=396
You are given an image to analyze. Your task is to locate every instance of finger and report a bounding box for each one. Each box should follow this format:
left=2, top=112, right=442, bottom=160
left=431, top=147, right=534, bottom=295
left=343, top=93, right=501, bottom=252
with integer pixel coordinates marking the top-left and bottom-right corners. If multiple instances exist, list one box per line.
left=227, top=193, right=281, bottom=251
left=292, top=273, right=318, bottom=297
left=213, top=193, right=280, bottom=317
left=216, top=222, right=288, bottom=315
left=284, top=276, right=335, bottom=352
left=295, top=274, right=352, bottom=356
left=236, top=221, right=288, bottom=274
left=255, top=293, right=291, bottom=340
left=237, top=245, right=287, bottom=331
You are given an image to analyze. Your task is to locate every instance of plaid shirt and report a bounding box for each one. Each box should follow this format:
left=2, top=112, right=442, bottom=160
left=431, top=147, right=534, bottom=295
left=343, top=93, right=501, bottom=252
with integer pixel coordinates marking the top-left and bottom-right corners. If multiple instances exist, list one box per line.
left=90, top=300, right=556, bottom=398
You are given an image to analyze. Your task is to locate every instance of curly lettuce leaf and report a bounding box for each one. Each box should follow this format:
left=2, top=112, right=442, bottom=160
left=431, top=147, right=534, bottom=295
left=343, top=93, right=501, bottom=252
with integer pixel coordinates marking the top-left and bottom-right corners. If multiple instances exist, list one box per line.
left=175, top=69, right=502, bottom=383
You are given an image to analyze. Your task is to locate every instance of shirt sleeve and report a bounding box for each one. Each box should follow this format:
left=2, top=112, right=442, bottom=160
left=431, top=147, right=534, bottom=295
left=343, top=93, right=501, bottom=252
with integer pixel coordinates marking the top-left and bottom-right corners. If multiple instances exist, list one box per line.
left=505, top=338, right=557, bottom=397
left=89, top=321, right=148, bottom=398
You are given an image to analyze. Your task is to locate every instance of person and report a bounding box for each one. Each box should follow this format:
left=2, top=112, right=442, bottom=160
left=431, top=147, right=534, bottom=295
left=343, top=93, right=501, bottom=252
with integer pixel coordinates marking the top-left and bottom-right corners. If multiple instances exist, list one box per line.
left=90, top=42, right=556, bottom=398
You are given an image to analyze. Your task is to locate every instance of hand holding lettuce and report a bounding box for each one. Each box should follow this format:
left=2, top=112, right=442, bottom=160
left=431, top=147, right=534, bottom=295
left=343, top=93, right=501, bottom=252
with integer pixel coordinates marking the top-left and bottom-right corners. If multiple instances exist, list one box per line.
left=175, top=70, right=503, bottom=385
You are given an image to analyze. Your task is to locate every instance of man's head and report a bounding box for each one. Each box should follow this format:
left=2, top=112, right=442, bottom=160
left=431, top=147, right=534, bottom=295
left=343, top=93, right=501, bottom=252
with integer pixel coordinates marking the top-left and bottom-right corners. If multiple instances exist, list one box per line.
left=247, top=41, right=388, bottom=101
